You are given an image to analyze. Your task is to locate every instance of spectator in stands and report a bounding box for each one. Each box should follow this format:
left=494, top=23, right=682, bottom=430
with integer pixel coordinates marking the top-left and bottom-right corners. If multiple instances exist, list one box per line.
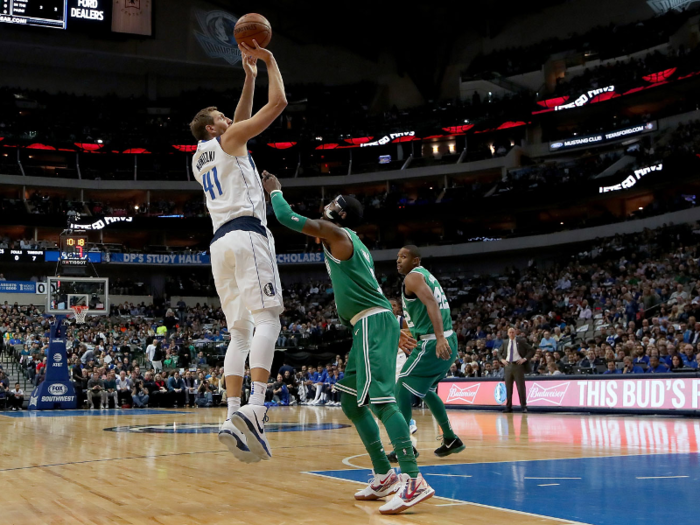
left=130, top=378, right=149, bottom=408
left=0, top=374, right=8, bottom=407
left=103, top=371, right=118, bottom=409
left=539, top=331, right=557, bottom=352
left=603, top=361, right=621, bottom=374
left=622, top=356, right=644, bottom=374
left=143, top=372, right=159, bottom=406
left=547, top=362, right=563, bottom=376
left=270, top=374, right=289, bottom=405
left=87, top=372, right=106, bottom=409
left=491, top=360, right=504, bottom=379
left=167, top=371, right=186, bottom=407
left=116, top=370, right=132, bottom=407
left=647, top=355, right=669, bottom=373
left=184, top=371, right=196, bottom=407
left=196, top=377, right=213, bottom=407
left=447, top=363, right=465, bottom=378
left=8, top=383, right=24, bottom=411
left=670, top=354, right=688, bottom=371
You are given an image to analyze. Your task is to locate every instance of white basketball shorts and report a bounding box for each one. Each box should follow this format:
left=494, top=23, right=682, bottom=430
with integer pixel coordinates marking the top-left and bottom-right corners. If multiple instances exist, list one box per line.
left=210, top=228, right=284, bottom=328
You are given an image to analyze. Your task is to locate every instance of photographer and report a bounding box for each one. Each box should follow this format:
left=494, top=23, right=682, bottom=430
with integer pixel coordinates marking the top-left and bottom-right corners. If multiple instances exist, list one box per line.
left=131, top=379, right=150, bottom=408
left=196, top=378, right=213, bottom=407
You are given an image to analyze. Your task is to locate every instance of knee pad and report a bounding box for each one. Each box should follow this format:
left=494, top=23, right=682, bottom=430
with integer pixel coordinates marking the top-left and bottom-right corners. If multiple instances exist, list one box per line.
left=249, top=307, right=282, bottom=371
left=252, top=307, right=282, bottom=334
left=224, top=325, right=253, bottom=378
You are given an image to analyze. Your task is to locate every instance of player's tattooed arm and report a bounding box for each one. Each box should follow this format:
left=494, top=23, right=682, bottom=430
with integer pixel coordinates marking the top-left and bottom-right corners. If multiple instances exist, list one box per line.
left=263, top=171, right=353, bottom=260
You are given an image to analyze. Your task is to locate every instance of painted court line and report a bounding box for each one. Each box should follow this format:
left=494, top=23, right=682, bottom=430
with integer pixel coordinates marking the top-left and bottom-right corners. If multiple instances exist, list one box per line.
left=425, top=473, right=472, bottom=478
left=525, top=477, right=581, bottom=480
left=538, top=483, right=561, bottom=487
left=304, top=471, right=592, bottom=524
left=342, top=453, right=368, bottom=469
left=636, top=475, right=689, bottom=479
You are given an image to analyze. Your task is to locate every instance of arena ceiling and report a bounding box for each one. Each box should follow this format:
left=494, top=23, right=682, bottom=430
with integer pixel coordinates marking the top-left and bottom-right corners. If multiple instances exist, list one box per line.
left=211, top=0, right=567, bottom=99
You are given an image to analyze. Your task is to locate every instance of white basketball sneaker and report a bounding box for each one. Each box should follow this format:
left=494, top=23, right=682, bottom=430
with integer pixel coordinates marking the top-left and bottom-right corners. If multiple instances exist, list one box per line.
left=231, top=404, right=272, bottom=461
left=354, top=469, right=401, bottom=501
left=409, top=419, right=418, bottom=434
left=378, top=473, right=435, bottom=515
left=218, top=419, right=260, bottom=464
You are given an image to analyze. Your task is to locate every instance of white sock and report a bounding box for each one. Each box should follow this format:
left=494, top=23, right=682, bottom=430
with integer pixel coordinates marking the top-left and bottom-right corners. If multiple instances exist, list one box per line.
left=250, top=382, right=267, bottom=406
left=227, top=396, right=241, bottom=420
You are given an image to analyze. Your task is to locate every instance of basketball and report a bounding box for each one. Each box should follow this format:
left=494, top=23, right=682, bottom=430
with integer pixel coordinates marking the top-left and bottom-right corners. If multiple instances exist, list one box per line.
left=234, top=14, right=272, bottom=49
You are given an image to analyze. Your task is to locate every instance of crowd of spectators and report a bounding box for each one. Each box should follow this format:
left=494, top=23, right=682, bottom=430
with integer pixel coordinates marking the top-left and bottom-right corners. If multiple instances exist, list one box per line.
left=0, top=278, right=354, bottom=409
left=466, top=8, right=692, bottom=78
left=550, top=47, right=699, bottom=98
left=420, top=222, right=700, bottom=378
left=3, top=221, right=700, bottom=412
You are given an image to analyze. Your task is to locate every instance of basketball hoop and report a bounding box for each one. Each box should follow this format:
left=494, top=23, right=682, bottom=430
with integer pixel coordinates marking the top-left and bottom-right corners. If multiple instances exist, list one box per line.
left=70, top=305, right=89, bottom=324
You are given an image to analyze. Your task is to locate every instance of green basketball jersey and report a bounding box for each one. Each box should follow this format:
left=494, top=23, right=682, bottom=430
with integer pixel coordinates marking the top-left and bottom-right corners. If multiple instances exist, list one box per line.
left=401, top=266, right=452, bottom=338
left=323, top=229, right=392, bottom=324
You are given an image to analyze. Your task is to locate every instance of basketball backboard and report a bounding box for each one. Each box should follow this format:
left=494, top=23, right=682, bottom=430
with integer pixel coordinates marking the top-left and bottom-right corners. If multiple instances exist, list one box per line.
left=46, top=277, right=109, bottom=316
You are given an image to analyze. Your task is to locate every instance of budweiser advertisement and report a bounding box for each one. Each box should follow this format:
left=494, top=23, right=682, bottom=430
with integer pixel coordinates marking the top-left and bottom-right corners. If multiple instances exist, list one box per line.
left=438, top=377, right=700, bottom=412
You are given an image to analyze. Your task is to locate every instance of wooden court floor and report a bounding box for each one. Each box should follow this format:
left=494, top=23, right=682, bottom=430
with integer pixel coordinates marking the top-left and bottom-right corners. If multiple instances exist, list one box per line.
left=0, top=406, right=697, bottom=525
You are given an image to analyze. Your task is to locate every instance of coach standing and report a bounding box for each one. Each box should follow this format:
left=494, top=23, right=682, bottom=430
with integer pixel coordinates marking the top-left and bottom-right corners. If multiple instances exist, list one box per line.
left=499, top=327, right=534, bottom=413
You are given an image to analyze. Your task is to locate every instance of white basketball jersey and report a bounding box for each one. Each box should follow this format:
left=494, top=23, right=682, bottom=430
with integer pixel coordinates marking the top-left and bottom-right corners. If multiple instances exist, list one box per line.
left=192, top=138, right=267, bottom=233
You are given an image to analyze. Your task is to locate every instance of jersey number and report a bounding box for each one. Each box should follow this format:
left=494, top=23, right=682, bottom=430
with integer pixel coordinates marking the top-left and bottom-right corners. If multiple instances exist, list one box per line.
left=203, top=167, right=223, bottom=200
left=433, top=287, right=449, bottom=310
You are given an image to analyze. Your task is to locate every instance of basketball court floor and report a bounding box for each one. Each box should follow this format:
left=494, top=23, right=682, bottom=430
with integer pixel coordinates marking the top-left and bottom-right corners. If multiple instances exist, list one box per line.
left=1, top=407, right=698, bottom=524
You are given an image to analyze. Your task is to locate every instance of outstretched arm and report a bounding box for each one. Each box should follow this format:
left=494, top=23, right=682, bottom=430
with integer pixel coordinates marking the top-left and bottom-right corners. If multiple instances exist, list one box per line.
left=233, top=54, right=257, bottom=123
left=221, top=41, right=287, bottom=153
left=262, top=172, right=353, bottom=261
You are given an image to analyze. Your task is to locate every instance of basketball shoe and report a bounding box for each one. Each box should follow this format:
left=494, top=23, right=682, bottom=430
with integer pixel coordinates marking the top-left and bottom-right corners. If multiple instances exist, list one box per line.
left=218, top=419, right=260, bottom=464
left=354, top=469, right=401, bottom=501
left=409, top=419, right=418, bottom=434
left=231, top=404, right=272, bottom=460
left=378, top=473, right=435, bottom=515
left=434, top=435, right=465, bottom=457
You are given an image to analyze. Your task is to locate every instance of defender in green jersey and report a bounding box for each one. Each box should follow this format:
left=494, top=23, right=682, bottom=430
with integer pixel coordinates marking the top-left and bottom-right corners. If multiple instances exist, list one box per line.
left=394, top=245, right=465, bottom=459
left=262, top=172, right=435, bottom=515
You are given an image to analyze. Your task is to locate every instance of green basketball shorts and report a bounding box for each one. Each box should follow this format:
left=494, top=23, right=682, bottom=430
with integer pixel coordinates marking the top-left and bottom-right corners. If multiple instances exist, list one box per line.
left=397, top=333, right=458, bottom=398
left=335, top=310, right=399, bottom=406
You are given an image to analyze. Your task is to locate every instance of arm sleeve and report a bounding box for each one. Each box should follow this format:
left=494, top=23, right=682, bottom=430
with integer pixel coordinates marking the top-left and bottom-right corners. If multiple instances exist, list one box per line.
left=270, top=190, right=308, bottom=233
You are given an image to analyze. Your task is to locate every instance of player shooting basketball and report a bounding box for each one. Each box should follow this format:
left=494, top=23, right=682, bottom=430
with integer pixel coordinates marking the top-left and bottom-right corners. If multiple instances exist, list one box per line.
left=261, top=172, right=436, bottom=515
left=189, top=40, right=286, bottom=464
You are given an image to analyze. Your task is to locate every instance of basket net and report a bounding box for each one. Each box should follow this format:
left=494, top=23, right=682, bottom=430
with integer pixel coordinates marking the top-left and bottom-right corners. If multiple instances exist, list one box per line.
left=70, top=305, right=89, bottom=324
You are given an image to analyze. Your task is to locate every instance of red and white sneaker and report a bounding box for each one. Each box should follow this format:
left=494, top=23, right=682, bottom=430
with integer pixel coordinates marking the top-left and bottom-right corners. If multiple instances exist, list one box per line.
left=378, top=473, right=435, bottom=515
left=354, top=469, right=401, bottom=501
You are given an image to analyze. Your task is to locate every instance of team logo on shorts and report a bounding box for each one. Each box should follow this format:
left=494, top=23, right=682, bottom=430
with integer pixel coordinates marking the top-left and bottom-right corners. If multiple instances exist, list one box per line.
left=494, top=382, right=507, bottom=405
left=264, top=283, right=276, bottom=297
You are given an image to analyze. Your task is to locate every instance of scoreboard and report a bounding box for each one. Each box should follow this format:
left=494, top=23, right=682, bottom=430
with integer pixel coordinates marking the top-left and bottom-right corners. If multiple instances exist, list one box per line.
left=1, top=0, right=106, bottom=29
left=1, top=1, right=151, bottom=34
left=60, top=233, right=89, bottom=266
left=0, top=248, right=45, bottom=263
left=1, top=0, right=67, bottom=29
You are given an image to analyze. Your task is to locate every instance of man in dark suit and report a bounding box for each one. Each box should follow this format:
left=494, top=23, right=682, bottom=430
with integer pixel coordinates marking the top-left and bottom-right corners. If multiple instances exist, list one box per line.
left=498, top=327, right=535, bottom=413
